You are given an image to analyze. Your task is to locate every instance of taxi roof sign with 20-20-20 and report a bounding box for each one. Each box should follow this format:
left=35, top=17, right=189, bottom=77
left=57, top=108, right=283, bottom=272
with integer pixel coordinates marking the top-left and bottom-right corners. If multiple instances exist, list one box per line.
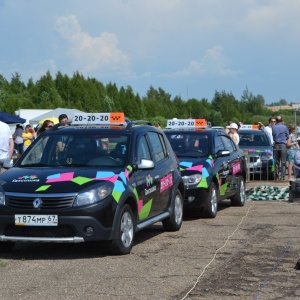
left=167, top=119, right=208, bottom=128
left=72, top=113, right=126, bottom=125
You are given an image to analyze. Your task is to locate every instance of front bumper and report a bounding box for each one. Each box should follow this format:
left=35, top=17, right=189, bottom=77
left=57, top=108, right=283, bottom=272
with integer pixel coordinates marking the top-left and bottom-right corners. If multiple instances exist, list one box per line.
left=183, top=186, right=209, bottom=209
left=0, top=195, right=118, bottom=243
left=0, top=215, right=113, bottom=243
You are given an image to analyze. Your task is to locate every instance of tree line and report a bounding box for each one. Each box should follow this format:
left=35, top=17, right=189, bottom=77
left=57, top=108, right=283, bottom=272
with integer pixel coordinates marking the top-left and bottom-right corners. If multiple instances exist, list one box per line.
left=0, top=71, right=297, bottom=128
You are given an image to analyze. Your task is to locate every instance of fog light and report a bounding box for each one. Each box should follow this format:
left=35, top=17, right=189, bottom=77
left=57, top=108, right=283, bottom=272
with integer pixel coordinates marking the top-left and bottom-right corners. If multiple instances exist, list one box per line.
left=188, top=196, right=195, bottom=203
left=85, top=226, right=94, bottom=235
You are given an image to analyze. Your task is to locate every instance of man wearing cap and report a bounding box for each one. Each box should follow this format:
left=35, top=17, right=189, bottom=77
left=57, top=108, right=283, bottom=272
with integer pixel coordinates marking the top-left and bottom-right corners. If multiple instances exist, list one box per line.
left=272, top=115, right=289, bottom=181
left=227, top=123, right=240, bottom=145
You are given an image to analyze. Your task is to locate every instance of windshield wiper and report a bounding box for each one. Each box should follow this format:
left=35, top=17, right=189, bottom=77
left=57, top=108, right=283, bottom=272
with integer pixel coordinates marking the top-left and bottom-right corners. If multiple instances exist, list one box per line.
left=21, top=163, right=50, bottom=167
left=58, top=163, right=88, bottom=167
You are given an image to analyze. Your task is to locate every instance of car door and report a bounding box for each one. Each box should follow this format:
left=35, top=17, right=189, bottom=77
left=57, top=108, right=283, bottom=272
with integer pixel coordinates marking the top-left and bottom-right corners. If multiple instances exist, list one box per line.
left=147, top=131, right=174, bottom=214
left=132, top=133, right=160, bottom=220
left=213, top=134, right=234, bottom=199
left=220, top=134, right=241, bottom=196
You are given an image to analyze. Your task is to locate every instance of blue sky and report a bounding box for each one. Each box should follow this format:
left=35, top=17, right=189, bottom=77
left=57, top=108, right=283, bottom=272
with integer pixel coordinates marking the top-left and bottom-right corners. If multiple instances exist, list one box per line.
left=1, top=0, right=300, bottom=105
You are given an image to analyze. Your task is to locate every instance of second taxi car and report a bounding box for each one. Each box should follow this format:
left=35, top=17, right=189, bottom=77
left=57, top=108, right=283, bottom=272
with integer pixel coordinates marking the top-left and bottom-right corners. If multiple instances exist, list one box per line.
left=164, top=119, right=247, bottom=218
left=0, top=113, right=184, bottom=255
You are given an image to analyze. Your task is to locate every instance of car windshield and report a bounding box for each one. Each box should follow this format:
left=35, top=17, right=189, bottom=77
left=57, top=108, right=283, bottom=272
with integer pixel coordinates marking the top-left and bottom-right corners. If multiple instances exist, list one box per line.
left=18, top=132, right=129, bottom=167
left=239, top=132, right=270, bottom=147
left=165, top=132, right=209, bottom=157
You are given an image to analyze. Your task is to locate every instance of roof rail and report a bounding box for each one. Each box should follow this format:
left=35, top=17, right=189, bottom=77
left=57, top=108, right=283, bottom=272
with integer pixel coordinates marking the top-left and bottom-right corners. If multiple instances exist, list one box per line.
left=132, top=120, right=153, bottom=126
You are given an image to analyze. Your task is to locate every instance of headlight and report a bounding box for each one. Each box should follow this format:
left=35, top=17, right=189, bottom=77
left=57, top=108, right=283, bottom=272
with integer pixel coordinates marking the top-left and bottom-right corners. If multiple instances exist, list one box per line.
left=0, top=185, right=5, bottom=205
left=73, top=182, right=113, bottom=207
left=182, top=174, right=202, bottom=186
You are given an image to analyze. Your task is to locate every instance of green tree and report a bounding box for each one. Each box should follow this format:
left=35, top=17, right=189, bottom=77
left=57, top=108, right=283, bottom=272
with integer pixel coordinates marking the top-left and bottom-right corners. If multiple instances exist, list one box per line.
left=34, top=71, right=63, bottom=108
left=103, top=95, right=115, bottom=112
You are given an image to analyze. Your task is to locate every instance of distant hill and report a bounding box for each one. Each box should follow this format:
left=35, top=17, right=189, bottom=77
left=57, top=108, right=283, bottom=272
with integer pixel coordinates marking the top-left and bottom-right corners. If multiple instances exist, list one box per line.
left=266, top=105, right=293, bottom=112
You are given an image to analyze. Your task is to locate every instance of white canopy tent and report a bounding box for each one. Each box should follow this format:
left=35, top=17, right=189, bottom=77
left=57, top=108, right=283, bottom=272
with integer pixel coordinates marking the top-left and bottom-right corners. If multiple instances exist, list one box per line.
left=29, top=108, right=85, bottom=124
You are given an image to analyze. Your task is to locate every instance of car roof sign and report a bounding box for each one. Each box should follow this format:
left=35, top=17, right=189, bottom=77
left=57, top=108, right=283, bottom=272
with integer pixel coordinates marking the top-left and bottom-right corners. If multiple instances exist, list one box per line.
left=240, top=124, right=259, bottom=130
left=72, top=112, right=126, bottom=125
left=166, top=118, right=210, bottom=129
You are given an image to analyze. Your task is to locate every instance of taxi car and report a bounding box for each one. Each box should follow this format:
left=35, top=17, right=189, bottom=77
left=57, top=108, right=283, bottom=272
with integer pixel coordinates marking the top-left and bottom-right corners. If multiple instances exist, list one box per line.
left=238, top=124, right=274, bottom=180
left=0, top=113, right=184, bottom=255
left=164, top=119, right=247, bottom=218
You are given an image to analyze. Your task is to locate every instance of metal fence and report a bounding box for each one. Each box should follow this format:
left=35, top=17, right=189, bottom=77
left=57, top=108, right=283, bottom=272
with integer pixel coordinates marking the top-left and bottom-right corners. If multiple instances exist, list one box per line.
left=243, top=148, right=300, bottom=182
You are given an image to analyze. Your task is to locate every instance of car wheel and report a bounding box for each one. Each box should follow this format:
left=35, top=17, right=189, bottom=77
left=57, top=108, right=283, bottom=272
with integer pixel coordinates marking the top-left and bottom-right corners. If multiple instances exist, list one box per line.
left=162, top=189, right=183, bottom=231
left=109, top=204, right=135, bottom=255
left=200, top=182, right=218, bottom=218
left=231, top=176, right=246, bottom=206
left=0, top=241, right=15, bottom=253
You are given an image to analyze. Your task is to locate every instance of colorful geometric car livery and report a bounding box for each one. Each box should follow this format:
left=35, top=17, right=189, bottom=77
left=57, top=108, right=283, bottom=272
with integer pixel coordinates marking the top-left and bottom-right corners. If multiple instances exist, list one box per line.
left=28, top=165, right=172, bottom=221
left=179, top=156, right=229, bottom=195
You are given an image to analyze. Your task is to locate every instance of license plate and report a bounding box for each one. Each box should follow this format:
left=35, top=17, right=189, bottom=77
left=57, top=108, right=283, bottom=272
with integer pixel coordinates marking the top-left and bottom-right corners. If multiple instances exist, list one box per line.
left=15, top=215, right=58, bottom=226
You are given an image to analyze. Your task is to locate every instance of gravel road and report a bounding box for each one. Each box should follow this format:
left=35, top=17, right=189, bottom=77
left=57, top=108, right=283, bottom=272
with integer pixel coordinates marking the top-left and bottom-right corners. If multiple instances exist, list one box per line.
left=0, top=184, right=299, bottom=300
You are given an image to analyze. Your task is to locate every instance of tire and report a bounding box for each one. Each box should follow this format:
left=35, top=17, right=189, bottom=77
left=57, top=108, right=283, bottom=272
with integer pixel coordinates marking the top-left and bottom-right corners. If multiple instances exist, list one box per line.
left=231, top=176, right=246, bottom=206
left=200, top=182, right=218, bottom=218
left=0, top=242, right=15, bottom=253
left=109, top=204, right=135, bottom=255
left=162, top=189, right=183, bottom=231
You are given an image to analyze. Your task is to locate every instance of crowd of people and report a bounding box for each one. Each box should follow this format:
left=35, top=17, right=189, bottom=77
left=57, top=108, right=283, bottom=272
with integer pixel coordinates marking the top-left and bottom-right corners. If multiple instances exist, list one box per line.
left=1, top=112, right=300, bottom=181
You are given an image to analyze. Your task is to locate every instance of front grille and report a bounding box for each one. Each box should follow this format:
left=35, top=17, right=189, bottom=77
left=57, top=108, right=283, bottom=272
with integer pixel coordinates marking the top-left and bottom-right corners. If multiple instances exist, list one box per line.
left=4, top=225, right=75, bottom=238
left=6, top=195, right=75, bottom=209
left=249, top=156, right=259, bottom=163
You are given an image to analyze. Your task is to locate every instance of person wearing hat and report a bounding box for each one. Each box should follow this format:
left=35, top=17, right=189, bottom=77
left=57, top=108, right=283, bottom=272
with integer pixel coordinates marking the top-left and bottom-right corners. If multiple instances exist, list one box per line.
left=225, top=121, right=233, bottom=134
left=227, top=123, right=240, bottom=145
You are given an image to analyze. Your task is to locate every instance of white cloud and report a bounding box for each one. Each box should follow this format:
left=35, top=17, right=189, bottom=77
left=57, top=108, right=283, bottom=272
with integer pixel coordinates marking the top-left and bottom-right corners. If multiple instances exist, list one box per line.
left=161, top=46, right=242, bottom=78
left=2, top=0, right=300, bottom=103
left=55, top=15, right=130, bottom=74
left=241, top=0, right=300, bottom=38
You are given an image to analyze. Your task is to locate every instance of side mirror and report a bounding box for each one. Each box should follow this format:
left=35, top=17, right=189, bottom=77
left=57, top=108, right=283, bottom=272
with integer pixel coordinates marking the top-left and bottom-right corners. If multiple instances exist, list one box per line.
left=3, top=159, right=13, bottom=169
left=215, top=150, right=230, bottom=158
left=138, top=159, right=155, bottom=170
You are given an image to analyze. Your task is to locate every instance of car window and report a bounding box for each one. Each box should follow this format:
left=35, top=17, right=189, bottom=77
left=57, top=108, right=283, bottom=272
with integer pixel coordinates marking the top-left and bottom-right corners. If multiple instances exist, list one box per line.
left=220, top=135, right=235, bottom=152
left=239, top=132, right=270, bottom=147
left=136, top=135, right=151, bottom=163
left=148, top=131, right=167, bottom=163
left=214, top=135, right=224, bottom=152
left=20, top=133, right=129, bottom=167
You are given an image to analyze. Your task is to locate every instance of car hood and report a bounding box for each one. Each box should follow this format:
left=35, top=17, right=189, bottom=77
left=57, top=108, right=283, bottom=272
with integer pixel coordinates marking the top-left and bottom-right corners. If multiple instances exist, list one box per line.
left=239, top=147, right=273, bottom=157
left=0, top=167, right=126, bottom=193
left=178, top=156, right=214, bottom=174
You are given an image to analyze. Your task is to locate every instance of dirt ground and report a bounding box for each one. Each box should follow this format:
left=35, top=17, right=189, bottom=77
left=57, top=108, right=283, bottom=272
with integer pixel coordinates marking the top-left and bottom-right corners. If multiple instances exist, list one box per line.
left=0, top=180, right=300, bottom=300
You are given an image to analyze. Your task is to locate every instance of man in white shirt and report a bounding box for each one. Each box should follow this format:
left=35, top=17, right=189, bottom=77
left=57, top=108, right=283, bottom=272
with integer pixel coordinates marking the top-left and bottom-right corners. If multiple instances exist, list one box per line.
left=259, top=117, right=276, bottom=145
left=0, top=121, right=14, bottom=173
